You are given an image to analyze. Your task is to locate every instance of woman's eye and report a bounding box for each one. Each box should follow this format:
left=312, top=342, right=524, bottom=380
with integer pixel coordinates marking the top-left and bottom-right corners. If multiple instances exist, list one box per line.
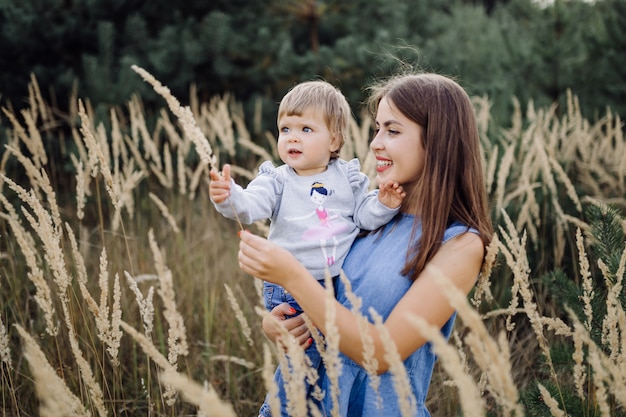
left=389, top=129, right=399, bottom=135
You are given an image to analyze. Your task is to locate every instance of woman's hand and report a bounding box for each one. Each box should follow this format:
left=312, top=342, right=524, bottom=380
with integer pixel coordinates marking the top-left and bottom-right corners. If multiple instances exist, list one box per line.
left=238, top=230, right=306, bottom=287
left=262, top=303, right=312, bottom=348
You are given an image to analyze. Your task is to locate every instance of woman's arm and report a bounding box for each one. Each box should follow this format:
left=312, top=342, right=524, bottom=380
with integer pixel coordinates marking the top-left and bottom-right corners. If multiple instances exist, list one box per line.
left=238, top=230, right=484, bottom=373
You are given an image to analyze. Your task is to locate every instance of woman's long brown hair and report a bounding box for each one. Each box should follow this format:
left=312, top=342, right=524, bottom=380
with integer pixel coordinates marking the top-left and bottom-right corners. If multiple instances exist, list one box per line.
left=367, top=73, right=493, bottom=281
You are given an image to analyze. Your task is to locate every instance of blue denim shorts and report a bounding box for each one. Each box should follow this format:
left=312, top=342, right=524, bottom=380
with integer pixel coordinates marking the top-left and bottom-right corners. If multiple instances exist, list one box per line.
left=259, top=278, right=336, bottom=417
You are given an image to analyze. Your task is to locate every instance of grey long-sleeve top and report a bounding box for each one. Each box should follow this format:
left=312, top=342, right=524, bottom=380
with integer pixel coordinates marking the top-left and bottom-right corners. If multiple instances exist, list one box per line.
left=213, top=158, right=399, bottom=281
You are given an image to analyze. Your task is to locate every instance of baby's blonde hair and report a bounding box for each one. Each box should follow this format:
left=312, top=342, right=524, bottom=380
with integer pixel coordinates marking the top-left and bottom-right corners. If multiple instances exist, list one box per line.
left=278, top=80, right=351, bottom=159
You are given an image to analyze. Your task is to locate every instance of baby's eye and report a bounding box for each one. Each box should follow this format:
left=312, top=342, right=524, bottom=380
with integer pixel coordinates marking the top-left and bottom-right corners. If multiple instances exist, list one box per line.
left=303, top=126, right=313, bottom=133
left=280, top=127, right=290, bottom=133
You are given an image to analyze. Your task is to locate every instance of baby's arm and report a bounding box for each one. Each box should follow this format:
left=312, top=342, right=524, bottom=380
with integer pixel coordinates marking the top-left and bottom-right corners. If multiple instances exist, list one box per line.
left=377, top=180, right=405, bottom=209
left=209, top=164, right=233, bottom=203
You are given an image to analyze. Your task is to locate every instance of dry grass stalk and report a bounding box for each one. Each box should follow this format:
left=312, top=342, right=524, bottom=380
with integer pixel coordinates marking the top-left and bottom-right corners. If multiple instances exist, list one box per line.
left=319, top=271, right=342, bottom=417
left=427, top=265, right=523, bottom=416
left=209, top=355, right=255, bottom=369
left=408, top=314, right=485, bottom=417
left=261, top=342, right=281, bottom=415
left=498, top=216, right=557, bottom=382
left=122, top=318, right=182, bottom=408
left=277, top=322, right=309, bottom=416
left=95, top=248, right=123, bottom=366
left=370, top=308, right=416, bottom=417
left=299, top=313, right=326, bottom=403
left=64, top=222, right=105, bottom=332
left=148, top=229, right=189, bottom=367
left=599, top=245, right=626, bottom=362
left=121, top=129, right=149, bottom=174
left=337, top=272, right=380, bottom=397
left=129, top=94, right=163, bottom=170
left=110, top=162, right=145, bottom=232
left=15, top=324, right=90, bottom=417
left=571, top=331, right=586, bottom=400
left=148, top=192, right=180, bottom=233
left=4, top=145, right=62, bottom=230
left=70, top=127, right=91, bottom=182
left=21, top=108, right=47, bottom=168
left=223, top=284, right=253, bottom=347
left=3, top=175, right=72, bottom=301
left=485, top=144, right=499, bottom=195
left=124, top=271, right=155, bottom=337
left=177, top=145, right=187, bottom=195
left=160, top=369, right=237, bottom=417
left=27, top=72, right=51, bottom=125
left=587, top=346, right=612, bottom=415
left=0, top=307, right=12, bottom=369
left=163, top=142, right=174, bottom=187
left=472, top=234, right=499, bottom=308
left=188, top=162, right=210, bottom=200
left=70, top=154, right=88, bottom=220
left=0, top=208, right=58, bottom=336
left=131, top=65, right=216, bottom=170
left=110, top=107, right=124, bottom=181
left=157, top=107, right=187, bottom=153
left=537, top=383, right=566, bottom=417
left=205, top=94, right=236, bottom=157
left=568, top=309, right=622, bottom=413
left=57, top=298, right=107, bottom=417
left=120, top=320, right=171, bottom=370
left=254, top=306, right=316, bottom=416
left=576, top=228, right=594, bottom=332
left=493, top=143, right=515, bottom=217
left=78, top=99, right=119, bottom=208
left=1, top=108, right=46, bottom=170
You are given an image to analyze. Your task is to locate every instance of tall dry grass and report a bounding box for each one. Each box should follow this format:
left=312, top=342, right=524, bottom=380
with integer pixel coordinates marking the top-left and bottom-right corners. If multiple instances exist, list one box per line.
left=0, top=68, right=624, bottom=416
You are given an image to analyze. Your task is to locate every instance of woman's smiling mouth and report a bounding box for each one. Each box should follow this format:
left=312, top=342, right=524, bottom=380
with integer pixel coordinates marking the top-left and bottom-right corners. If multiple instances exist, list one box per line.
left=376, top=157, right=393, bottom=172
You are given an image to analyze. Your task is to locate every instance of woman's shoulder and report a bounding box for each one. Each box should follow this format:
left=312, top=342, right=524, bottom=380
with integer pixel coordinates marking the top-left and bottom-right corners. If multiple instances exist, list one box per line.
left=440, top=226, right=484, bottom=262
left=443, top=221, right=479, bottom=242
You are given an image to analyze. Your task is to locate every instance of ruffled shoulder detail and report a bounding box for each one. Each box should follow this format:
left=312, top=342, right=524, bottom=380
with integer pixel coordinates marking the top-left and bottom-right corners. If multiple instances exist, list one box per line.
left=258, top=160, right=278, bottom=176
left=257, top=160, right=285, bottom=191
left=345, top=158, right=365, bottom=189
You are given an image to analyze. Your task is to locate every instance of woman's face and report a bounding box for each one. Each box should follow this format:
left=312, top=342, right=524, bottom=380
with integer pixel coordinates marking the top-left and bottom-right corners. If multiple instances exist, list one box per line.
left=370, top=97, right=425, bottom=189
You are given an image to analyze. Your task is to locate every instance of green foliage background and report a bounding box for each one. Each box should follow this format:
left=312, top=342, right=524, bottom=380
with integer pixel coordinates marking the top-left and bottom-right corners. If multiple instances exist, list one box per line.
left=1, top=0, right=625, bottom=132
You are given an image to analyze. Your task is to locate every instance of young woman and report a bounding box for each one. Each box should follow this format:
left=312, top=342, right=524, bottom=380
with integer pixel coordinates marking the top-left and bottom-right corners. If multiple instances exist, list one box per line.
left=238, top=73, right=493, bottom=416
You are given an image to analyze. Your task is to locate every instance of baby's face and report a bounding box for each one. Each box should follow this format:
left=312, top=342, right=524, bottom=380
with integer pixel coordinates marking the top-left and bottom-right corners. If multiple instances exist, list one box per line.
left=277, top=107, right=338, bottom=176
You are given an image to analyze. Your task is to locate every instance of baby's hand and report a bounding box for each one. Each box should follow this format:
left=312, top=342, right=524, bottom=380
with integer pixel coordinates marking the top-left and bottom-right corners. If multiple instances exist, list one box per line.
left=209, top=164, right=232, bottom=203
left=378, top=181, right=405, bottom=209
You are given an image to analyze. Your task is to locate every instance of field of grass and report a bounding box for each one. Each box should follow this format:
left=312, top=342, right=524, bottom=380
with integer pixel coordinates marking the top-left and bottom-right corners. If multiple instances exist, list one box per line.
left=0, top=67, right=625, bottom=416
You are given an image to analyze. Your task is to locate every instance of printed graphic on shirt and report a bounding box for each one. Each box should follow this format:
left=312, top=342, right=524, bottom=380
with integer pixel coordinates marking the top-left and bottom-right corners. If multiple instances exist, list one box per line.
left=299, top=182, right=350, bottom=266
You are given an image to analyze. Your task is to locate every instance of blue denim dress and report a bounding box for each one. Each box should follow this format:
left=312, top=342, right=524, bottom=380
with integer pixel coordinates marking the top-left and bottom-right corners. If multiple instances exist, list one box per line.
left=318, top=214, right=475, bottom=416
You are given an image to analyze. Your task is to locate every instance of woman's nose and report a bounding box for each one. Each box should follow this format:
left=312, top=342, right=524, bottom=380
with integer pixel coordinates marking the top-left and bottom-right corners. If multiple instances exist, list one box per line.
left=370, top=133, right=382, bottom=150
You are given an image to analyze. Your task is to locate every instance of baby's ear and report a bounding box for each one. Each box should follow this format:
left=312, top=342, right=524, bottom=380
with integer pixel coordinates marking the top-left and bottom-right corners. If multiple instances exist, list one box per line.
left=330, top=135, right=342, bottom=152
